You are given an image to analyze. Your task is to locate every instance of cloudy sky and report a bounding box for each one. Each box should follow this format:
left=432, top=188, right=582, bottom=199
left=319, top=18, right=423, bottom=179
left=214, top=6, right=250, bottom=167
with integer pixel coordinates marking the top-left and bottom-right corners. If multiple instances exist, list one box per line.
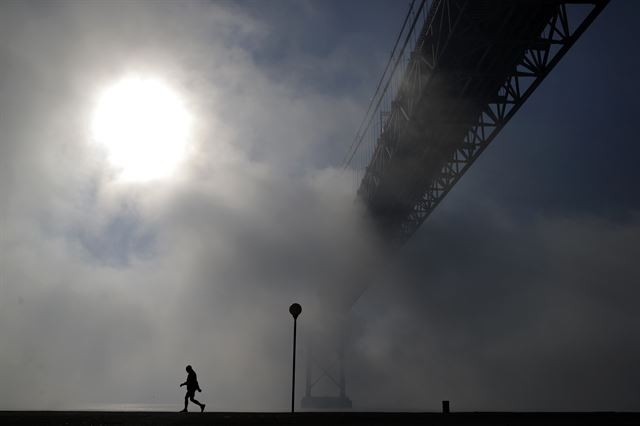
left=1, top=0, right=639, bottom=412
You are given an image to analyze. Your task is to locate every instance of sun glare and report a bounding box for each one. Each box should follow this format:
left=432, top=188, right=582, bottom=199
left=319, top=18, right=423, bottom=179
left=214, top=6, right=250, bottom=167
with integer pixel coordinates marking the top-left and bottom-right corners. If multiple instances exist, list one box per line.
left=91, top=75, right=191, bottom=182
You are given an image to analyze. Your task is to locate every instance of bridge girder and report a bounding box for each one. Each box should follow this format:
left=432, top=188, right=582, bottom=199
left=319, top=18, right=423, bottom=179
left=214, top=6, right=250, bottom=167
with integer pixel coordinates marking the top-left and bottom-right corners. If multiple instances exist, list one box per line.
left=312, top=0, right=609, bottom=410
left=354, top=0, right=608, bottom=244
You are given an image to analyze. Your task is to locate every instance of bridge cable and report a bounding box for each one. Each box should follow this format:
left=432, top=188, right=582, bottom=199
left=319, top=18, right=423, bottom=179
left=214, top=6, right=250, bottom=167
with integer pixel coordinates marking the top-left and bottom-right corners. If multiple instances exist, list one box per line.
left=342, top=0, right=417, bottom=168
left=343, top=0, right=428, bottom=170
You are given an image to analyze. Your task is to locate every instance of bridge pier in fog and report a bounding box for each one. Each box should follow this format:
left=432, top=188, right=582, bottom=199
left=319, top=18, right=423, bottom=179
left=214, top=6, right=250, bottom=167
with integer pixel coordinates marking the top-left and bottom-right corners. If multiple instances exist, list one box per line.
left=301, top=329, right=352, bottom=409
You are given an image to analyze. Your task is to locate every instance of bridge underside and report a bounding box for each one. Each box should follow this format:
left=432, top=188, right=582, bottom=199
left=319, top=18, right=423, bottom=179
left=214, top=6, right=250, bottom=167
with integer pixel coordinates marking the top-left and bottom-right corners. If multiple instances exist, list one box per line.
left=358, top=0, right=608, bottom=243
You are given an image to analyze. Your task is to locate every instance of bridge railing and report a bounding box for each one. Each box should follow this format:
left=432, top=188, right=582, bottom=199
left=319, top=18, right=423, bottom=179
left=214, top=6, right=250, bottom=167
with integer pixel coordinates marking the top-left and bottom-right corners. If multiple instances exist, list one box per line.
left=342, top=0, right=435, bottom=188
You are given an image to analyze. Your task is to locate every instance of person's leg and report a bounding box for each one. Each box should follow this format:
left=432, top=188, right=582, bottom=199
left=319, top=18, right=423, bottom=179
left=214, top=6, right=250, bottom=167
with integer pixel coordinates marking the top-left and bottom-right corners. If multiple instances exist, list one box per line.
left=181, top=393, right=189, bottom=412
left=190, top=396, right=205, bottom=412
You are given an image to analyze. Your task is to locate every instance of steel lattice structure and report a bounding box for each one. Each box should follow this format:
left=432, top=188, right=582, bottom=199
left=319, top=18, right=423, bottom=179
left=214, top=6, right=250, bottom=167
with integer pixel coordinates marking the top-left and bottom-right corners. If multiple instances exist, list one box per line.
left=345, top=0, right=608, bottom=244
left=305, top=0, right=608, bottom=410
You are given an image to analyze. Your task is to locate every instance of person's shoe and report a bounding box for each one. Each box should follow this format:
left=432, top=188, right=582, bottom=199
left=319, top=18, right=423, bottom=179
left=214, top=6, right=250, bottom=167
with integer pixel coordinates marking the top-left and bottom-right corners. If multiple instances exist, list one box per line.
left=180, top=409, right=187, bottom=413
left=201, top=404, right=206, bottom=413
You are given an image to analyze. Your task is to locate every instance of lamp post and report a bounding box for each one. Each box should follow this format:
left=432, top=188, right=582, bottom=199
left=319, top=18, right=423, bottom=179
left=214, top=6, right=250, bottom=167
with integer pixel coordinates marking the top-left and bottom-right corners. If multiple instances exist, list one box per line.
left=289, top=303, right=302, bottom=413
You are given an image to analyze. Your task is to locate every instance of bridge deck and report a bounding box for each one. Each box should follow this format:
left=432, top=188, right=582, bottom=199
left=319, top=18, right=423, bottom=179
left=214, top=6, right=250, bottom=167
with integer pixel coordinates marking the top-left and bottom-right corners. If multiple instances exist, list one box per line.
left=367, top=1, right=553, bottom=220
left=356, top=0, right=608, bottom=242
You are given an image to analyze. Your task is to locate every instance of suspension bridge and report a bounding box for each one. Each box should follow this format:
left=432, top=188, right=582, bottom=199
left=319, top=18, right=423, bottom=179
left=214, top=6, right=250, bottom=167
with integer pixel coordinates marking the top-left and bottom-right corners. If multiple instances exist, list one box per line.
left=303, top=0, right=609, bottom=409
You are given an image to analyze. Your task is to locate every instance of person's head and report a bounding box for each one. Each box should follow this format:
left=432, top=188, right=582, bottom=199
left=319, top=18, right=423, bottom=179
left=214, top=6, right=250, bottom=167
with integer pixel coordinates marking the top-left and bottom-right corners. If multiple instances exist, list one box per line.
left=186, top=365, right=193, bottom=373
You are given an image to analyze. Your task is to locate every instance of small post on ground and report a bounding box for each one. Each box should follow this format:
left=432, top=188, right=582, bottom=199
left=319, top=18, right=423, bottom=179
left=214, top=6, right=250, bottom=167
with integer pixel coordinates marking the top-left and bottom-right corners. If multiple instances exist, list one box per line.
left=442, top=400, right=450, bottom=413
left=289, top=303, right=302, bottom=413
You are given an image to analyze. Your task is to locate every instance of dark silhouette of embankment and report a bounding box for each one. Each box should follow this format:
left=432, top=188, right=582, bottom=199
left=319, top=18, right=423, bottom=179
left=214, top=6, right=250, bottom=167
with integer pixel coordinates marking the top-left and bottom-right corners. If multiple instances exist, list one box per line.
left=0, top=411, right=639, bottom=425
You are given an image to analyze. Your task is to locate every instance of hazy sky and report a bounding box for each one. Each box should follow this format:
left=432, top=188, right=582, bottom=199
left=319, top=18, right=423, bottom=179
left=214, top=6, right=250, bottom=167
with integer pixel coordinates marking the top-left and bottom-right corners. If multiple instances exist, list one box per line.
left=1, top=0, right=639, bottom=412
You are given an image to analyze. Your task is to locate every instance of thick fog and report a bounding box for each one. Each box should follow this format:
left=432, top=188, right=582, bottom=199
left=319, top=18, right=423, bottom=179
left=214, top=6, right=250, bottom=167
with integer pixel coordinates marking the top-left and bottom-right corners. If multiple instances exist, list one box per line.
left=0, top=0, right=384, bottom=410
left=1, top=0, right=639, bottom=412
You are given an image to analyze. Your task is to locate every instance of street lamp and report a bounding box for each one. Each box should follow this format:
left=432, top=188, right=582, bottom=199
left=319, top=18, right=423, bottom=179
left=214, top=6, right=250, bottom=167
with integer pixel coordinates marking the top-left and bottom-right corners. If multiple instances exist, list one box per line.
left=289, top=303, right=302, bottom=413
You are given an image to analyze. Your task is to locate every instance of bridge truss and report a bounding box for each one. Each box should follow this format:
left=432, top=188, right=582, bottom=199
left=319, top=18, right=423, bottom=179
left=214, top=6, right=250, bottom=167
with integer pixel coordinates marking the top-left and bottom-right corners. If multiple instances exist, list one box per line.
left=305, top=0, right=608, bottom=410
left=344, top=0, right=608, bottom=244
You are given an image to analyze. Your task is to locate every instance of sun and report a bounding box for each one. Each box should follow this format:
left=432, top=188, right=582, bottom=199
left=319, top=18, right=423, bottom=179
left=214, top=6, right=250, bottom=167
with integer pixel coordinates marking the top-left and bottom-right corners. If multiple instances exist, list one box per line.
left=91, top=75, right=192, bottom=182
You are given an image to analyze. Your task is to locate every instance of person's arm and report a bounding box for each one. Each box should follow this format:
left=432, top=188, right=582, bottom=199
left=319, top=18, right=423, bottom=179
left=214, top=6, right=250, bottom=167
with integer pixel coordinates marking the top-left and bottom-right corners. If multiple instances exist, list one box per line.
left=180, top=380, right=187, bottom=387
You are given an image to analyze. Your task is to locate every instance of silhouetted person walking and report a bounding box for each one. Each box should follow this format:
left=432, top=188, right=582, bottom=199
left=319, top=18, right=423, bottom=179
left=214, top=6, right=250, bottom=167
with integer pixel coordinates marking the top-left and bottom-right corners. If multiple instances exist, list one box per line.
left=179, top=365, right=205, bottom=412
